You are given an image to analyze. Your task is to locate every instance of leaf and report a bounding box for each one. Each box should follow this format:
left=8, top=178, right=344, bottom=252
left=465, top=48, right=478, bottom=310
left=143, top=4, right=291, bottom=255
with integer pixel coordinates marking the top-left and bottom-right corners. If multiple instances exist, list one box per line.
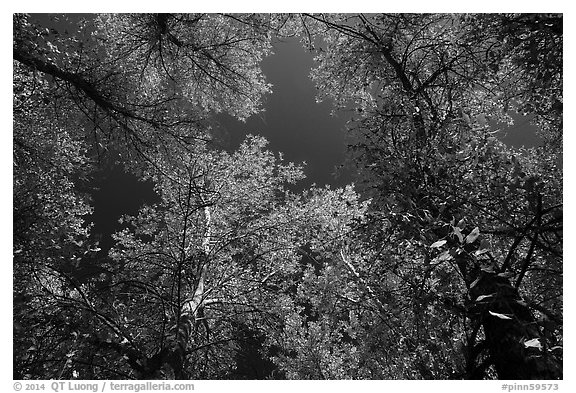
left=453, top=226, right=464, bottom=243
left=470, top=276, right=482, bottom=289
left=489, top=311, right=513, bottom=320
left=465, top=227, right=480, bottom=244
left=524, top=338, right=542, bottom=350
left=475, top=294, right=495, bottom=302
left=456, top=218, right=466, bottom=228
left=430, top=240, right=447, bottom=248
left=497, top=271, right=515, bottom=279
left=433, top=250, right=452, bottom=263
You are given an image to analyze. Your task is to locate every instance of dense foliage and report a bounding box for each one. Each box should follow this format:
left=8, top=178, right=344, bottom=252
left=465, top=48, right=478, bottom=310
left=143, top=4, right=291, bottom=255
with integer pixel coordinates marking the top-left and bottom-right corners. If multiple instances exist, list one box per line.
left=13, top=13, right=562, bottom=380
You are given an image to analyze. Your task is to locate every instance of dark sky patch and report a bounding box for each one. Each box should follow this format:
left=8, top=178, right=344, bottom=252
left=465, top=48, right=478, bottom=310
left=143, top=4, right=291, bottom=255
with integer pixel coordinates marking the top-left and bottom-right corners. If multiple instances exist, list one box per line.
left=215, top=37, right=353, bottom=190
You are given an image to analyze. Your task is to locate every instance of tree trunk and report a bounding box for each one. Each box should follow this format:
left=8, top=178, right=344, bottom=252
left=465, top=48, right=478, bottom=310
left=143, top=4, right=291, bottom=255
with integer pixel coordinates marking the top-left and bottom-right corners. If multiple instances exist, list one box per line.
left=467, top=270, right=561, bottom=379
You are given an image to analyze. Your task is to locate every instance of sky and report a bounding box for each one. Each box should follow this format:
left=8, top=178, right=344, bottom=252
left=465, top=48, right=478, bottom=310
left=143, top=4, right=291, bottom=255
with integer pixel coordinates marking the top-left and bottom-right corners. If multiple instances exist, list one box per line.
left=91, top=35, right=354, bottom=251
left=214, top=36, right=353, bottom=189
left=20, top=15, right=351, bottom=251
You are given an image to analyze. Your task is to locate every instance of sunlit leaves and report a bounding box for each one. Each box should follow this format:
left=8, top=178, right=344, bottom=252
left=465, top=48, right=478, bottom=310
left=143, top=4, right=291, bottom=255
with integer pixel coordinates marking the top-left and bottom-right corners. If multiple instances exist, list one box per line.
left=452, top=227, right=464, bottom=243
left=95, top=13, right=274, bottom=121
left=465, top=227, right=480, bottom=244
left=299, top=12, right=562, bottom=380
left=104, top=135, right=318, bottom=378
left=475, top=294, right=495, bottom=302
left=523, top=338, right=542, bottom=350
left=488, top=311, right=513, bottom=320
left=430, top=240, right=447, bottom=248
left=13, top=12, right=562, bottom=380
left=13, top=67, right=95, bottom=377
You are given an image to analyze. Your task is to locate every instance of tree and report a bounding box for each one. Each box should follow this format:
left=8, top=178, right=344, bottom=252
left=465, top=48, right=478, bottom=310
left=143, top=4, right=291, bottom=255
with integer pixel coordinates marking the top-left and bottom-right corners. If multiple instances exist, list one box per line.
left=13, top=13, right=562, bottom=380
left=13, top=13, right=283, bottom=379
left=257, top=185, right=372, bottom=379
left=13, top=76, right=98, bottom=380
left=13, top=13, right=280, bottom=177
left=474, top=14, right=562, bottom=152
left=296, top=13, right=562, bottom=379
left=30, top=136, right=309, bottom=379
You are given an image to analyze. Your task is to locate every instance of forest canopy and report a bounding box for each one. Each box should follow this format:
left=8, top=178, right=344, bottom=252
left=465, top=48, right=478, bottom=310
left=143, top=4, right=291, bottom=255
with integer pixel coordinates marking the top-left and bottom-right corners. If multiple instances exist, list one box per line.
left=13, top=13, right=562, bottom=380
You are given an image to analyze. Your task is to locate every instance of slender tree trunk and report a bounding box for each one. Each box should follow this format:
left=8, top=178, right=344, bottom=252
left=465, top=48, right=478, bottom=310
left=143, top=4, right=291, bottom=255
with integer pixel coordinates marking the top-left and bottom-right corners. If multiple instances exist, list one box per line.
left=138, top=205, right=212, bottom=379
